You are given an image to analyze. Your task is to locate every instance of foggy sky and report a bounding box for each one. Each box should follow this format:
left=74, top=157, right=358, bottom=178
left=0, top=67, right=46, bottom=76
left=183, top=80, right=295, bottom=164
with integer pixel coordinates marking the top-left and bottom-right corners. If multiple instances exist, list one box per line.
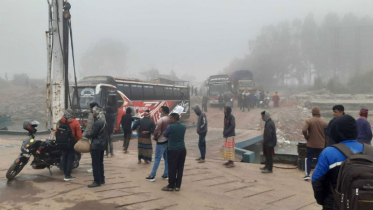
left=1, top=0, right=372, bottom=82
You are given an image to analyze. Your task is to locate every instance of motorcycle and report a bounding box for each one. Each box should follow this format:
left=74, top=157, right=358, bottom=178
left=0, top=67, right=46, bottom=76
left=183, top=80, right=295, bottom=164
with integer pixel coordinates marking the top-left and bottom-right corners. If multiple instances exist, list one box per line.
left=6, top=120, right=81, bottom=180
left=259, top=96, right=271, bottom=108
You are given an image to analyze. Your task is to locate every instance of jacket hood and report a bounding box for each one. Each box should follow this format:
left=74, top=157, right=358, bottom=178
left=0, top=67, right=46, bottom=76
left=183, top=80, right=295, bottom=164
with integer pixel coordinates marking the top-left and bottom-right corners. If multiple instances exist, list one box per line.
left=126, top=107, right=132, bottom=114
left=262, top=111, right=270, bottom=122
left=193, top=105, right=202, bottom=115
left=63, top=109, right=74, bottom=119
left=225, top=106, right=232, bottom=116
left=330, top=115, right=358, bottom=143
left=312, top=106, right=321, bottom=116
left=61, top=117, right=76, bottom=124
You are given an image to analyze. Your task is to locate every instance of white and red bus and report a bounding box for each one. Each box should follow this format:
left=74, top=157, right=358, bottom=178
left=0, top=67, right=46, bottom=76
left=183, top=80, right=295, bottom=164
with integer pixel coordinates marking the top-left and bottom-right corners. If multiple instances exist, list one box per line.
left=71, top=76, right=190, bottom=133
left=206, top=74, right=234, bottom=106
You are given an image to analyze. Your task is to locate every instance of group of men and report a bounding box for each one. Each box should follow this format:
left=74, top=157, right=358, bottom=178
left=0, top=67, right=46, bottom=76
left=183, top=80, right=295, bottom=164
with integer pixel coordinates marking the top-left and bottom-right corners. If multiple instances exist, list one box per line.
left=301, top=104, right=373, bottom=209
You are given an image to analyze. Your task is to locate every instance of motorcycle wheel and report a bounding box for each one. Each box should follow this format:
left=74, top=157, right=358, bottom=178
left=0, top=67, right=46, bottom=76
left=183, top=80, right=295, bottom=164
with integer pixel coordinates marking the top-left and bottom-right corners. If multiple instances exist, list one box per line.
left=6, top=160, right=26, bottom=180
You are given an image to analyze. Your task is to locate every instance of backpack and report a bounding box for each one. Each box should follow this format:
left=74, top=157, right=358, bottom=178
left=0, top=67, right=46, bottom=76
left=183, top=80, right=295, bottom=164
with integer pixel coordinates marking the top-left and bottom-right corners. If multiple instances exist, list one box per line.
left=332, top=143, right=373, bottom=210
left=55, top=121, right=75, bottom=150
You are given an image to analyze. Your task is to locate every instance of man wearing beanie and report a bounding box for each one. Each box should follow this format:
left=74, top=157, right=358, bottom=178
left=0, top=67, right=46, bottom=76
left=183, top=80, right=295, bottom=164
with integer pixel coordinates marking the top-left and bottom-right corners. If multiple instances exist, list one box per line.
left=311, top=115, right=372, bottom=209
left=302, top=106, right=327, bottom=181
left=356, top=108, right=372, bottom=145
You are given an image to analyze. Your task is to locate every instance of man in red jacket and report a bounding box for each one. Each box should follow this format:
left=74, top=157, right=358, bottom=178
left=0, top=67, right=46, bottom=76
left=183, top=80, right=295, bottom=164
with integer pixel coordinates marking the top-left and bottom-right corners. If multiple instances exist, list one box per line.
left=55, top=109, right=82, bottom=181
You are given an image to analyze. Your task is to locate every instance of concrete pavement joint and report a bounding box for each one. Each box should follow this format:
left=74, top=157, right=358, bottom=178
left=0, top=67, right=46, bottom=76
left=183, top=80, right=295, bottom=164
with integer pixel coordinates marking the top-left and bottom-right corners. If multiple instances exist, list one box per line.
left=115, top=197, right=163, bottom=208
left=99, top=192, right=149, bottom=200
left=223, top=185, right=255, bottom=193
left=192, top=176, right=225, bottom=182
left=94, top=186, right=139, bottom=193
left=267, top=194, right=297, bottom=204
left=243, top=189, right=274, bottom=198
left=206, top=180, right=238, bottom=187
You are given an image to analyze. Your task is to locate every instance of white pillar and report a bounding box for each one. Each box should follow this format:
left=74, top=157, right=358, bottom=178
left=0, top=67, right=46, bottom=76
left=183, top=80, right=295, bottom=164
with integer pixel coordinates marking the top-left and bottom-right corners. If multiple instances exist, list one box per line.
left=51, top=0, right=65, bottom=129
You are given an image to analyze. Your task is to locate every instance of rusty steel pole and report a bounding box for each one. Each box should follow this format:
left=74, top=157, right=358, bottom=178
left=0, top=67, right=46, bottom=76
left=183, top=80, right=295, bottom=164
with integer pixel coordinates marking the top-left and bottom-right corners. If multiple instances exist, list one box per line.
left=45, top=30, right=52, bottom=130
left=51, top=0, right=65, bottom=129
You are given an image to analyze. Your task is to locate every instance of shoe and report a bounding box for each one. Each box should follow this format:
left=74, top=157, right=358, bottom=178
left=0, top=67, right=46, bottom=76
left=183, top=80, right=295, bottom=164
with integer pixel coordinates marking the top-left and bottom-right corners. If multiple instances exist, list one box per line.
left=87, top=169, right=93, bottom=173
left=303, top=176, right=311, bottom=181
left=101, top=180, right=105, bottom=184
left=261, top=169, right=273, bottom=174
left=64, top=176, right=76, bottom=181
left=146, top=175, right=156, bottom=182
left=259, top=167, right=266, bottom=170
left=161, top=175, right=169, bottom=180
left=88, top=182, right=101, bottom=188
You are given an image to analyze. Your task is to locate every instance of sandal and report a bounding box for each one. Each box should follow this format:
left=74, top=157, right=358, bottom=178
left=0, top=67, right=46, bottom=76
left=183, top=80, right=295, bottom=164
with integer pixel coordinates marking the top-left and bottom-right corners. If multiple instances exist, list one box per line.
left=223, top=162, right=229, bottom=165
left=198, top=160, right=205, bottom=163
left=226, top=164, right=235, bottom=168
left=161, top=187, right=174, bottom=191
left=175, top=188, right=180, bottom=191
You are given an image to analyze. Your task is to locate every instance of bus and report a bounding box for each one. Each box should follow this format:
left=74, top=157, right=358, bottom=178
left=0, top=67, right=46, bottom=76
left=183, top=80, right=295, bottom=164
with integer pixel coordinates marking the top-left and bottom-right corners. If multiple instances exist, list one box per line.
left=71, top=76, right=190, bottom=133
left=206, top=75, right=233, bottom=106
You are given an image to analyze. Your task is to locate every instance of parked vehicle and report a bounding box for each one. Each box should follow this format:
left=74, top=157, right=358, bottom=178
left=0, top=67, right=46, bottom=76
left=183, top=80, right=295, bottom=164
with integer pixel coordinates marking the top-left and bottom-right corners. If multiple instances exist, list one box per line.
left=6, top=120, right=81, bottom=180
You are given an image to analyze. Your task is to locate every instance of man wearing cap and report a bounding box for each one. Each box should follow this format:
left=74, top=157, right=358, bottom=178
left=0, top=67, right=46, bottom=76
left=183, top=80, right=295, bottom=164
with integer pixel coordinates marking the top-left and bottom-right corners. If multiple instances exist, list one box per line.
left=356, top=108, right=372, bottom=145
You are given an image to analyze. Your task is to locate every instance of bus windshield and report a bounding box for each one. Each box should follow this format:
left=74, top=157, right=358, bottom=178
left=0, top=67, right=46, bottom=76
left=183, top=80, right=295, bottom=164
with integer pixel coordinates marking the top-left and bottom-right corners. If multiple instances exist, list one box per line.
left=239, top=80, right=254, bottom=87
left=72, top=87, right=98, bottom=109
left=209, top=83, right=230, bottom=96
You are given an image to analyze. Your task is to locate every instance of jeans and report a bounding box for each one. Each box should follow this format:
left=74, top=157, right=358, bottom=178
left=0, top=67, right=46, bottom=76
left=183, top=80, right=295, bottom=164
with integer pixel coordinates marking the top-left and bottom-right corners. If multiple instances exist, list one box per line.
left=106, top=133, right=113, bottom=155
left=198, top=133, right=206, bottom=160
left=168, top=148, right=186, bottom=188
left=91, top=150, right=105, bottom=184
left=263, top=144, right=273, bottom=171
left=150, top=143, right=168, bottom=177
left=123, top=132, right=131, bottom=151
left=61, top=148, right=76, bottom=177
left=305, top=147, right=323, bottom=176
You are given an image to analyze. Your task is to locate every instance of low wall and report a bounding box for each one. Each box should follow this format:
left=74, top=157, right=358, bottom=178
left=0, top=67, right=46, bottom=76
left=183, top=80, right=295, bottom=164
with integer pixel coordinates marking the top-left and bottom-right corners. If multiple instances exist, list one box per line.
left=235, top=134, right=263, bottom=163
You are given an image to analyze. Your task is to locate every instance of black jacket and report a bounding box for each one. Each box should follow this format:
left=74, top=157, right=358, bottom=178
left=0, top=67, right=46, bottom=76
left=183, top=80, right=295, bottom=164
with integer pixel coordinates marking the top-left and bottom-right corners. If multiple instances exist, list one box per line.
left=223, top=107, right=235, bottom=138
left=105, top=107, right=115, bottom=134
left=86, top=117, right=107, bottom=151
left=324, top=118, right=336, bottom=146
left=132, top=116, right=155, bottom=138
left=121, top=107, right=134, bottom=133
left=193, top=106, right=208, bottom=134
left=264, top=118, right=277, bottom=148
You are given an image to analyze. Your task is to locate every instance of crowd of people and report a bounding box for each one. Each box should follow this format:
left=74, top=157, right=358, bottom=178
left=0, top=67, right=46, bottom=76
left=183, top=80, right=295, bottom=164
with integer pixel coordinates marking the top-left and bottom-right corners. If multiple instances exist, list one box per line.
left=54, top=95, right=373, bottom=208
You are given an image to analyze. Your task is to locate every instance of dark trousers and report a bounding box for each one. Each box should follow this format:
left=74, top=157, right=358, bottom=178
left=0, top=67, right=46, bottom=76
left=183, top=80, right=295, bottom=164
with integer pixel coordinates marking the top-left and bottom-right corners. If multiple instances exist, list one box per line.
left=167, top=148, right=186, bottom=188
left=61, top=148, right=76, bottom=177
left=123, top=132, right=131, bottom=150
left=305, top=147, right=323, bottom=176
left=202, top=104, right=208, bottom=112
left=263, top=145, right=274, bottom=171
left=242, top=103, right=250, bottom=112
left=198, top=133, right=206, bottom=160
left=91, top=150, right=105, bottom=184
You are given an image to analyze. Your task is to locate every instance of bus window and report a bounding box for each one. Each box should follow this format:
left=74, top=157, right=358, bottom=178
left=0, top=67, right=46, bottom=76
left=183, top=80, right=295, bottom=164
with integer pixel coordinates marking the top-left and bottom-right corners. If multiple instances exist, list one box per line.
left=130, top=85, right=143, bottom=100
left=181, top=88, right=188, bottom=100
left=173, top=88, right=181, bottom=100
left=154, top=86, right=165, bottom=100
left=117, top=83, right=131, bottom=99
left=144, top=85, right=155, bottom=100
left=164, top=87, right=173, bottom=100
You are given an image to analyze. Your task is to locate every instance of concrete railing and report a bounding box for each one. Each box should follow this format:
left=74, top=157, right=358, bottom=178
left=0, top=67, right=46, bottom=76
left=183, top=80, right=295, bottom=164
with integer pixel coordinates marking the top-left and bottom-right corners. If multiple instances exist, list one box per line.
left=235, top=134, right=263, bottom=163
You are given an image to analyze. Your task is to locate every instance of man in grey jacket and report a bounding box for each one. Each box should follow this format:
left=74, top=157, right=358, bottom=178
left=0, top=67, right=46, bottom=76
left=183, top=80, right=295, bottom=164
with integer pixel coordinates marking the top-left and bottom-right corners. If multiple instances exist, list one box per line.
left=194, top=105, right=208, bottom=163
left=261, top=111, right=277, bottom=174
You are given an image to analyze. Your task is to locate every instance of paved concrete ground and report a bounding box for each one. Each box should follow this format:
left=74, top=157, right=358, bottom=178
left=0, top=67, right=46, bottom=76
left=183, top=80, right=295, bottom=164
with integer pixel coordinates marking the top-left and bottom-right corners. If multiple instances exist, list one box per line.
left=0, top=128, right=320, bottom=210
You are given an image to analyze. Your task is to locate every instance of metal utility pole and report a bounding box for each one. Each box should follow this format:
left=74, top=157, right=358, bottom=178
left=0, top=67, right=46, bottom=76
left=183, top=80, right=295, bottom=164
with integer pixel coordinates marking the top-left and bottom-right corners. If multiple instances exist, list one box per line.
left=51, top=0, right=65, bottom=129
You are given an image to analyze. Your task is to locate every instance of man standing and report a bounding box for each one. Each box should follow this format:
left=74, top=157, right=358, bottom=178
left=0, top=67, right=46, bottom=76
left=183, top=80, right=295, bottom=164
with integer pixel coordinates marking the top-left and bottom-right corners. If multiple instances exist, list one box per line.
left=162, top=113, right=187, bottom=191
left=272, top=92, right=280, bottom=108
left=302, top=107, right=327, bottom=180
left=105, top=107, right=115, bottom=157
left=222, top=106, right=236, bottom=168
left=194, top=105, right=208, bottom=163
left=84, top=102, right=99, bottom=174
left=261, top=111, right=277, bottom=174
left=324, top=105, right=345, bottom=146
left=312, top=115, right=370, bottom=209
left=86, top=106, right=107, bottom=188
left=120, top=107, right=134, bottom=154
left=146, top=106, right=170, bottom=182
left=218, top=94, right=224, bottom=110
left=132, top=110, right=155, bottom=164
left=55, top=109, right=82, bottom=181
left=202, top=95, right=208, bottom=112
left=356, top=108, right=372, bottom=145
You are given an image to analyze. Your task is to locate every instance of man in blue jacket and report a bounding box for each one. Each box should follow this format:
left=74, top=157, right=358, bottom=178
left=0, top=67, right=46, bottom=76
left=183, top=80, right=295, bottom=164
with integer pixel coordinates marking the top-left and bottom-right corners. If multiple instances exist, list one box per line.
left=312, top=115, right=367, bottom=209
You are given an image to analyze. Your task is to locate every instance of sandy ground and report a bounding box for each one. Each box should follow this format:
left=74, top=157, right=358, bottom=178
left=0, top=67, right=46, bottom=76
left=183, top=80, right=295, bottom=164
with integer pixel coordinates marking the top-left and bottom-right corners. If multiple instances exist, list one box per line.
left=0, top=122, right=320, bottom=210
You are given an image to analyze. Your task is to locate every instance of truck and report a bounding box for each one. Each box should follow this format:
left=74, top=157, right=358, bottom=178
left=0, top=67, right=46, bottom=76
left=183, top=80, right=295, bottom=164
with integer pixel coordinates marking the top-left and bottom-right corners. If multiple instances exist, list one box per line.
left=229, top=70, right=255, bottom=93
left=206, top=75, right=233, bottom=106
